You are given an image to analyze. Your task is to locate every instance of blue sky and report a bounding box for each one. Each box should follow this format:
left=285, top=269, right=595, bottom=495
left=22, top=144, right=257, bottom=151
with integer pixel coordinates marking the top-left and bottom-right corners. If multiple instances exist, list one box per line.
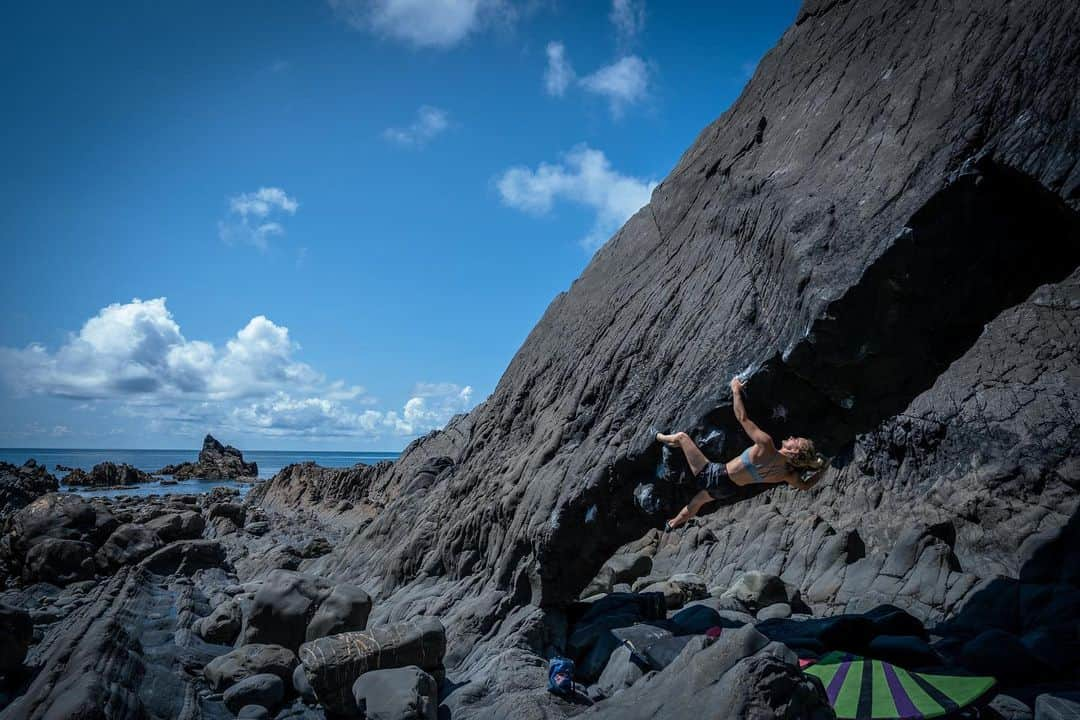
left=0, top=0, right=799, bottom=451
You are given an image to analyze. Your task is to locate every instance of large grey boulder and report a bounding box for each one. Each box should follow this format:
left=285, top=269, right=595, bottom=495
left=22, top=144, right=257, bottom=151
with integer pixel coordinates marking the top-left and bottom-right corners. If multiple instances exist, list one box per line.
left=203, top=644, right=297, bottom=692
left=145, top=511, right=205, bottom=542
left=223, top=673, right=285, bottom=715
left=196, top=598, right=243, bottom=645
left=3, top=493, right=117, bottom=578
left=139, top=539, right=226, bottom=575
left=95, top=523, right=164, bottom=571
left=239, top=569, right=371, bottom=652
left=595, top=645, right=645, bottom=698
left=722, top=572, right=796, bottom=611
left=299, top=617, right=446, bottom=716
left=352, top=666, right=438, bottom=720
left=24, top=538, right=96, bottom=585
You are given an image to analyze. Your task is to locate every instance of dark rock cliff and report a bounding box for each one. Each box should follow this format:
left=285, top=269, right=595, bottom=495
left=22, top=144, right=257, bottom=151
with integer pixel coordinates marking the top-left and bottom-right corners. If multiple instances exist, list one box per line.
left=250, top=0, right=1080, bottom=704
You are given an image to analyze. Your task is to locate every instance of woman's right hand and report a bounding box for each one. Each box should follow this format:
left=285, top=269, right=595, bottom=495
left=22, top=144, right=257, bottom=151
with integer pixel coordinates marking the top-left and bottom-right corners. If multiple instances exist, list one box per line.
left=730, top=376, right=744, bottom=393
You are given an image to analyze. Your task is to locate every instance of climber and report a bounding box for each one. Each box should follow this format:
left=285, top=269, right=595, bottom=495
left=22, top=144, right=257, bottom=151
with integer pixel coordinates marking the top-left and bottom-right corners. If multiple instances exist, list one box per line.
left=657, top=376, right=829, bottom=531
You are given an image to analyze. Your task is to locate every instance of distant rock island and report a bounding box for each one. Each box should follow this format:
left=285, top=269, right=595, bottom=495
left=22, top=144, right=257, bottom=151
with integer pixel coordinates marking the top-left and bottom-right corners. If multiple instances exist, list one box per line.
left=63, top=462, right=154, bottom=488
left=158, top=434, right=258, bottom=480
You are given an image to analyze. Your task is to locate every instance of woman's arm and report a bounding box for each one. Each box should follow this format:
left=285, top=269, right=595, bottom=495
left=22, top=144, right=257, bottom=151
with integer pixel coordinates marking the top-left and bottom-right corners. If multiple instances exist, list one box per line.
left=731, top=377, right=772, bottom=447
left=786, top=463, right=830, bottom=491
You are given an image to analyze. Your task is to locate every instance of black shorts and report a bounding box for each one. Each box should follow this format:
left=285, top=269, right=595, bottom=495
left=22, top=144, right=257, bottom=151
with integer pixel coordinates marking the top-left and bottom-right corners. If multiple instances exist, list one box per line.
left=697, top=462, right=738, bottom=501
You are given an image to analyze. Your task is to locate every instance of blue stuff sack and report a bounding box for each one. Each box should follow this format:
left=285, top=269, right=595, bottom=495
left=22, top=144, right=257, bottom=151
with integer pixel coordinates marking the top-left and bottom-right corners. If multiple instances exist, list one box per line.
left=547, top=656, right=575, bottom=696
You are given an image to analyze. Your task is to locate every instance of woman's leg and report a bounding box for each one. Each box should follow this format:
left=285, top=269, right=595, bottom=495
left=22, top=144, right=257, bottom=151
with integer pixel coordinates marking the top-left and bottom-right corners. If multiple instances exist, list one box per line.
left=667, top=489, right=714, bottom=530
left=656, top=431, right=710, bottom=476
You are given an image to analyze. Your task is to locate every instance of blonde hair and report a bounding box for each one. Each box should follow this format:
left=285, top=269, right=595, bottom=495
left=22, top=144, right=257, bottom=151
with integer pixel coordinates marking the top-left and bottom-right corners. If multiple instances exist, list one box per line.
left=787, top=438, right=827, bottom=471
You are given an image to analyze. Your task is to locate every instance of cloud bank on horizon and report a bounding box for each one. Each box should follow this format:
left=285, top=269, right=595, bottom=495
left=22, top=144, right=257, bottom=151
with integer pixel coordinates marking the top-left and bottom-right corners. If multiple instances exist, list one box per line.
left=0, top=298, right=472, bottom=441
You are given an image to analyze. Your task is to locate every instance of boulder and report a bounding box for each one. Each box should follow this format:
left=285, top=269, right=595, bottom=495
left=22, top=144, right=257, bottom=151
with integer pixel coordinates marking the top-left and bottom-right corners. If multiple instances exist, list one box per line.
left=299, top=617, right=446, bottom=716
left=223, top=673, right=285, bottom=715
left=1035, top=693, right=1080, bottom=720
left=0, top=460, right=59, bottom=518
left=293, top=663, right=316, bottom=704
left=640, top=574, right=708, bottom=610
left=299, top=537, right=332, bottom=559
left=722, top=572, right=795, bottom=611
left=144, top=511, right=205, bottom=542
left=596, top=645, right=645, bottom=698
left=139, top=539, right=226, bottom=576
left=987, top=694, right=1033, bottom=720
left=582, top=552, right=654, bottom=598
left=3, top=494, right=117, bottom=577
left=96, top=524, right=164, bottom=570
left=0, top=602, right=33, bottom=672
left=196, top=598, right=243, bottom=645
left=352, top=666, right=438, bottom=720
left=203, top=644, right=297, bottom=692
left=237, top=706, right=272, bottom=720
left=208, top=502, right=247, bottom=526
left=239, top=569, right=372, bottom=652
left=24, top=538, right=96, bottom=585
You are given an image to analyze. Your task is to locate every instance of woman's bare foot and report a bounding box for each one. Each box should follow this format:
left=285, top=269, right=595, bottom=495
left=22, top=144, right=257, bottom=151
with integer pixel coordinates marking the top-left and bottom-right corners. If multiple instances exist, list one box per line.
left=656, top=431, right=682, bottom=448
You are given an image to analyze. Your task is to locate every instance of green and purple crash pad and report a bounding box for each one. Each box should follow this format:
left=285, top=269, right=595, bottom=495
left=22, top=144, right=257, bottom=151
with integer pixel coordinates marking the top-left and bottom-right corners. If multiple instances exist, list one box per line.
left=802, top=651, right=995, bottom=719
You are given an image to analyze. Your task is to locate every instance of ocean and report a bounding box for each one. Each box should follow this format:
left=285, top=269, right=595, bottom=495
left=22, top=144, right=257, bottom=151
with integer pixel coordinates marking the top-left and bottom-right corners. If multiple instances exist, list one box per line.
left=0, top=448, right=400, bottom=499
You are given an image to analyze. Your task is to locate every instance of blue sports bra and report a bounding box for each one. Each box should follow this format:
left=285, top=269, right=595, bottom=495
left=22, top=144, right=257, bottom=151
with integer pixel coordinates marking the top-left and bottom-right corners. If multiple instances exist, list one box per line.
left=740, top=448, right=786, bottom=484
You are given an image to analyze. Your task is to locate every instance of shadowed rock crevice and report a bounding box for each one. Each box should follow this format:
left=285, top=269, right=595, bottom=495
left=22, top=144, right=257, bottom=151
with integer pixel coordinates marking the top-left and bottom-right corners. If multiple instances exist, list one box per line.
left=540, top=159, right=1080, bottom=606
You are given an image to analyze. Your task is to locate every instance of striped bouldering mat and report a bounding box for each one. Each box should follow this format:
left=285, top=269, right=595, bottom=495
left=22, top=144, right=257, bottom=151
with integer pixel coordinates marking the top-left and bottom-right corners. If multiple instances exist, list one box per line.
left=802, top=652, right=995, bottom=719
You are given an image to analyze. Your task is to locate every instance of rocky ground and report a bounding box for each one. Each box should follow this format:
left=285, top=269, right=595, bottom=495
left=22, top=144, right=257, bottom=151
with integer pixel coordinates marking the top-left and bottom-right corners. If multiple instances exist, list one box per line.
left=3, top=0, right=1080, bottom=717
left=2, top=461, right=1077, bottom=719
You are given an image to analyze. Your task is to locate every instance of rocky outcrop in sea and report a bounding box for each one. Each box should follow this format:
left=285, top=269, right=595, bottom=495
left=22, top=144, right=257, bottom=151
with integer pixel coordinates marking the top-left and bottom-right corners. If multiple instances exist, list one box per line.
left=159, top=434, right=259, bottom=480
left=62, top=462, right=154, bottom=488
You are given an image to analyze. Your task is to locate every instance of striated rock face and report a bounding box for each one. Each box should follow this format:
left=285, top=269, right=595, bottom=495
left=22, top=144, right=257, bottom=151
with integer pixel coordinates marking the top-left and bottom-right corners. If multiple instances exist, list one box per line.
left=254, top=0, right=1080, bottom=621
left=159, top=434, right=258, bottom=480
left=237, top=1, right=1080, bottom=716
left=0, top=461, right=58, bottom=518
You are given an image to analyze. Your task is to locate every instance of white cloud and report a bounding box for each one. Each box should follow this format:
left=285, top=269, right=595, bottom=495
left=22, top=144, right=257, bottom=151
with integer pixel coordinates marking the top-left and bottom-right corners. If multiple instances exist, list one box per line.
left=0, top=298, right=476, bottom=440
left=229, top=187, right=299, bottom=218
left=496, top=144, right=657, bottom=251
left=610, top=0, right=645, bottom=47
left=543, top=42, right=575, bottom=97
left=329, top=0, right=513, bottom=49
left=219, top=187, right=299, bottom=250
left=579, top=56, right=649, bottom=117
left=383, top=106, right=450, bottom=147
